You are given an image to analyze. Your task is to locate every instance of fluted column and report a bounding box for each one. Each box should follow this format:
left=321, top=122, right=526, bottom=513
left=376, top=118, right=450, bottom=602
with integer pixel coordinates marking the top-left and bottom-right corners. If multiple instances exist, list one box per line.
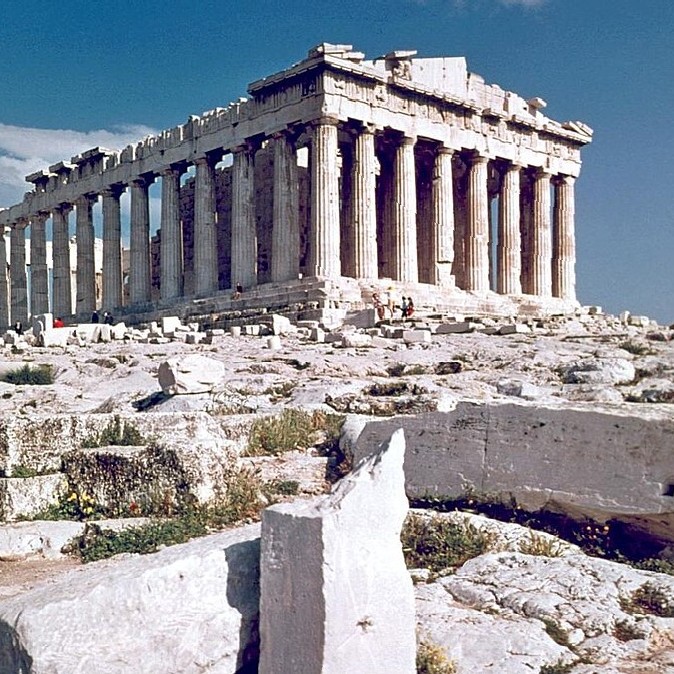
left=392, top=135, right=418, bottom=282
left=465, top=153, right=490, bottom=292
left=30, top=212, right=49, bottom=315
left=129, top=177, right=153, bottom=305
left=52, top=204, right=73, bottom=317
left=193, top=155, right=219, bottom=296
left=160, top=167, right=184, bottom=300
left=75, top=194, right=97, bottom=315
left=497, top=163, right=522, bottom=295
left=0, top=228, right=8, bottom=329
left=553, top=175, right=576, bottom=301
left=10, top=223, right=28, bottom=325
left=309, top=118, right=341, bottom=277
left=430, top=146, right=455, bottom=286
left=531, top=169, right=552, bottom=297
left=271, top=133, right=299, bottom=283
left=101, top=187, right=123, bottom=311
left=350, top=125, right=378, bottom=279
left=231, top=144, right=257, bottom=289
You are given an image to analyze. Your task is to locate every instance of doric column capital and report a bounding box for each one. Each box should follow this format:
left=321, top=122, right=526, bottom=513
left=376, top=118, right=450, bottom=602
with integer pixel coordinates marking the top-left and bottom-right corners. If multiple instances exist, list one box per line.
left=467, top=151, right=490, bottom=166
left=437, top=144, right=457, bottom=158
left=232, top=139, right=259, bottom=156
left=75, top=193, right=97, bottom=208
left=101, top=184, right=125, bottom=199
left=553, top=173, right=576, bottom=187
left=310, top=116, right=341, bottom=130
left=131, top=174, right=155, bottom=189
left=533, top=165, right=554, bottom=178
left=33, top=211, right=50, bottom=223
left=55, top=202, right=73, bottom=215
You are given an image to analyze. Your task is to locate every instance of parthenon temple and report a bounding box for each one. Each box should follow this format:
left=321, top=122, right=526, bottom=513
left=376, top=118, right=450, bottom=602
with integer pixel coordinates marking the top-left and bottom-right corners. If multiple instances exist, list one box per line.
left=0, top=43, right=593, bottom=326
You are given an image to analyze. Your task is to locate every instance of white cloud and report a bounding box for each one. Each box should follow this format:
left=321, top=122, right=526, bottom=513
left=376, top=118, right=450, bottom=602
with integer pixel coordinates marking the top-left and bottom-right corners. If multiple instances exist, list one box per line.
left=0, top=123, right=156, bottom=207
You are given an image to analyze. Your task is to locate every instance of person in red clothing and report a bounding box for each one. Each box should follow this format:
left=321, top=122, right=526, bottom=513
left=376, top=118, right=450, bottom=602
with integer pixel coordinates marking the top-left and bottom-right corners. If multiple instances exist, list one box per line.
left=54, top=317, right=65, bottom=328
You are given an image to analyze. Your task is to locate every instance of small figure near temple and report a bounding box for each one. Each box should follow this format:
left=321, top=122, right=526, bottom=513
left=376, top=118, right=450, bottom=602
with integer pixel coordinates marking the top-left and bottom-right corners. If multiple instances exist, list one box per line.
left=401, top=297, right=409, bottom=318
left=54, top=317, right=65, bottom=328
left=405, top=297, right=415, bottom=318
left=232, top=282, right=244, bottom=300
left=91, top=310, right=99, bottom=324
left=103, top=311, right=114, bottom=325
left=13, top=321, right=23, bottom=336
left=372, top=292, right=386, bottom=321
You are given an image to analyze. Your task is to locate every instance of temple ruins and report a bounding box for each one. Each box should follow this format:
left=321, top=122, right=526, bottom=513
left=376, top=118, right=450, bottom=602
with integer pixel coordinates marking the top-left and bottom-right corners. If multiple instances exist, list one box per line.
left=0, top=43, right=593, bottom=327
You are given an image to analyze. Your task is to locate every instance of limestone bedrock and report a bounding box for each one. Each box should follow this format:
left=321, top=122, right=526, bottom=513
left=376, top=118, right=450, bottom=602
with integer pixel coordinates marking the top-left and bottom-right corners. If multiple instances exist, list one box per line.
left=259, top=428, right=415, bottom=674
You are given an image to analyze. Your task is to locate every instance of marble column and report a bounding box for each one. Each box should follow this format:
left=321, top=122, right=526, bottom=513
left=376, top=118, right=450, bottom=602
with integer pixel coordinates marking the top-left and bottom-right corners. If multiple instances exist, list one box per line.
left=271, top=133, right=299, bottom=283
left=309, top=118, right=341, bottom=278
left=52, top=203, right=73, bottom=318
left=349, top=125, right=378, bottom=279
left=160, top=167, right=184, bottom=300
left=430, top=146, right=455, bottom=287
left=30, top=212, right=50, bottom=315
left=531, top=169, right=552, bottom=297
left=392, top=135, right=418, bottom=282
left=497, top=163, right=522, bottom=295
left=10, top=223, right=28, bottom=325
left=231, top=144, right=257, bottom=289
left=193, top=155, right=219, bottom=296
left=129, top=177, right=153, bottom=305
left=464, top=153, right=490, bottom=293
left=553, top=175, right=576, bottom=301
left=102, top=186, right=124, bottom=310
left=0, top=228, right=8, bottom=329
left=75, top=194, right=97, bottom=315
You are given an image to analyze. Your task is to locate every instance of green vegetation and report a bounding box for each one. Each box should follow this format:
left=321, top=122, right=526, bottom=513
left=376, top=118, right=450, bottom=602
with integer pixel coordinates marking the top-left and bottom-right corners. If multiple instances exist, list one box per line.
left=620, top=582, right=674, bottom=618
left=619, top=340, right=655, bottom=356
left=35, top=488, right=107, bottom=522
left=72, top=466, right=271, bottom=562
left=267, top=479, right=300, bottom=496
left=416, top=640, right=457, bottom=674
left=539, top=660, right=575, bottom=674
left=401, top=513, right=494, bottom=573
left=519, top=531, right=567, bottom=557
left=0, top=364, right=54, bottom=385
left=81, top=415, right=147, bottom=448
left=244, top=409, right=344, bottom=457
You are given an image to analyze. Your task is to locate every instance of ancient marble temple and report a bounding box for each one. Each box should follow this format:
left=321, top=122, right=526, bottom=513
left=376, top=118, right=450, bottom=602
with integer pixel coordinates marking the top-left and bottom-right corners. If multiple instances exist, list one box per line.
left=0, top=44, right=592, bottom=326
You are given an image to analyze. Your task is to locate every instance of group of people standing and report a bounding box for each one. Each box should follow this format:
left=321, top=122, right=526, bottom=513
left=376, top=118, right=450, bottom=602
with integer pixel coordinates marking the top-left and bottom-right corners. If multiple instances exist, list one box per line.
left=91, top=310, right=114, bottom=325
left=372, top=292, right=415, bottom=321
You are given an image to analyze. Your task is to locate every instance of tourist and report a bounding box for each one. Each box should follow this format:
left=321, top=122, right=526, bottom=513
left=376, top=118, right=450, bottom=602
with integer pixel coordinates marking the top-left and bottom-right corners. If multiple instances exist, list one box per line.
left=103, top=311, right=114, bottom=325
left=91, top=310, right=99, bottom=324
left=232, top=282, right=243, bottom=300
left=13, top=321, right=23, bottom=336
left=54, top=317, right=65, bottom=328
left=401, top=297, right=409, bottom=318
left=406, top=297, right=415, bottom=317
left=373, top=292, right=386, bottom=321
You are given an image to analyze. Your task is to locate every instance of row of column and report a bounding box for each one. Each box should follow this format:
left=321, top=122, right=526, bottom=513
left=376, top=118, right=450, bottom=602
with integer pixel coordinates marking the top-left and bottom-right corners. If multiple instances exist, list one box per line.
left=1, top=119, right=577, bottom=326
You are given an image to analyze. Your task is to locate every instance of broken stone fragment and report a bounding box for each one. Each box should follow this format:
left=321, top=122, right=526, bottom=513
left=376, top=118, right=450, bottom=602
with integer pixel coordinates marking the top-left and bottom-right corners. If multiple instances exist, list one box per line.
left=259, top=429, right=416, bottom=674
left=157, top=354, right=226, bottom=395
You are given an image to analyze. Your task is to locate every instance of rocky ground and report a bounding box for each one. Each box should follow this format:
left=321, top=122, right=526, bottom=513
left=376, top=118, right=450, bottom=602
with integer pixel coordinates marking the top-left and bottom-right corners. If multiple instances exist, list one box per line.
left=0, top=308, right=673, bottom=672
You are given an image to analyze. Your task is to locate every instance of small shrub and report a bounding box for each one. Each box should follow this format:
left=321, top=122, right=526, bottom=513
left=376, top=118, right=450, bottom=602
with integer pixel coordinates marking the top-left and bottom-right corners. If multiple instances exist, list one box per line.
left=245, top=409, right=343, bottom=457
left=402, top=513, right=494, bottom=572
left=267, top=479, right=300, bottom=496
left=416, top=640, right=456, bottom=674
left=0, top=364, right=54, bottom=385
left=264, top=381, right=297, bottom=402
left=613, top=619, right=645, bottom=642
left=34, top=489, right=106, bottom=522
left=542, top=618, right=571, bottom=648
left=82, top=415, right=146, bottom=448
left=540, top=660, right=575, bottom=674
left=8, top=465, right=57, bottom=479
left=519, top=531, right=566, bottom=557
left=621, top=582, right=674, bottom=617
left=619, top=340, right=655, bottom=356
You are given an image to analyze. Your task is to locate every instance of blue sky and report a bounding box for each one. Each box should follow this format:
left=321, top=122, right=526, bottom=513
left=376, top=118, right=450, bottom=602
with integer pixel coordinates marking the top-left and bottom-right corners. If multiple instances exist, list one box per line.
left=1, top=0, right=672, bottom=322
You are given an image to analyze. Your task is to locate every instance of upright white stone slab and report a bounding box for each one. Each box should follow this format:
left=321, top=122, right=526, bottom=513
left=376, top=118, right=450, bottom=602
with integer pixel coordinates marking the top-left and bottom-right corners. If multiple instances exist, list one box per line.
left=259, top=429, right=415, bottom=674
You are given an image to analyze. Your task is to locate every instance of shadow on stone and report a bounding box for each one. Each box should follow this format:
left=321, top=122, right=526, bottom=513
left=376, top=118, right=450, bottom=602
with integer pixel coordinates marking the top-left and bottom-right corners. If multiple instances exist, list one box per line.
left=132, top=391, right=172, bottom=411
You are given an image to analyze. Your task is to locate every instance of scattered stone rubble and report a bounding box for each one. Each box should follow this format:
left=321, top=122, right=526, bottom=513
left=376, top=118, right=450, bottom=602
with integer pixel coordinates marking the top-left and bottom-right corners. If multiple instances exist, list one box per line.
left=0, top=304, right=672, bottom=671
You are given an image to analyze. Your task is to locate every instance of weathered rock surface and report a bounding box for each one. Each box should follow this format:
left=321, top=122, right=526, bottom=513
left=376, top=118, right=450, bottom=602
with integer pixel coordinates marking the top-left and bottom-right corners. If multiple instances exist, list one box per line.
left=354, top=401, right=674, bottom=544
left=417, top=552, right=674, bottom=673
left=0, top=524, right=261, bottom=673
left=259, top=429, right=416, bottom=673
